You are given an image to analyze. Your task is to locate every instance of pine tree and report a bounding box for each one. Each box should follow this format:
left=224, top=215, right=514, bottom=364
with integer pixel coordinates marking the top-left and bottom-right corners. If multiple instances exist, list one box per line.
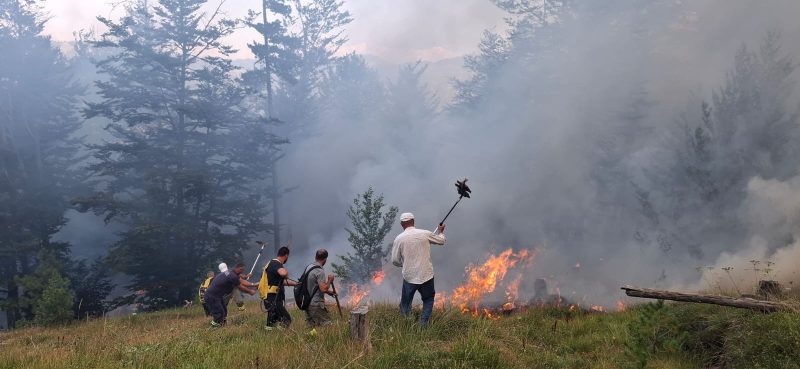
left=386, top=61, right=439, bottom=130
left=69, top=258, right=112, bottom=319
left=281, top=0, right=353, bottom=133
left=242, top=0, right=301, bottom=253
left=644, top=32, right=799, bottom=259
left=292, top=0, right=352, bottom=93
left=452, top=31, right=509, bottom=110
left=332, top=188, right=397, bottom=283
left=317, top=54, right=386, bottom=124
left=0, top=0, right=84, bottom=327
left=77, top=0, right=272, bottom=308
left=32, top=270, right=73, bottom=327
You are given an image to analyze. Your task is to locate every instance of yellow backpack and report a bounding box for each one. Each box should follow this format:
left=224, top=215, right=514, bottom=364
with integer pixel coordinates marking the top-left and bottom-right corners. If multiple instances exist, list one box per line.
left=198, top=276, right=213, bottom=302
left=258, top=260, right=276, bottom=299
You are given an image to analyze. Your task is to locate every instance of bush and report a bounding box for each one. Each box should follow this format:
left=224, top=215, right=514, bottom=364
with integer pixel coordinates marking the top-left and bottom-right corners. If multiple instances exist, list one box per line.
left=624, top=300, right=687, bottom=369
left=633, top=302, right=800, bottom=369
left=33, top=271, right=74, bottom=326
left=723, top=312, right=800, bottom=369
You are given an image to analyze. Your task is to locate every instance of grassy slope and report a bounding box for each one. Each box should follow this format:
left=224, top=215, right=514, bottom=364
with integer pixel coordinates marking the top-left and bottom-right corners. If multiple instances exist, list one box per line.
left=0, top=301, right=708, bottom=369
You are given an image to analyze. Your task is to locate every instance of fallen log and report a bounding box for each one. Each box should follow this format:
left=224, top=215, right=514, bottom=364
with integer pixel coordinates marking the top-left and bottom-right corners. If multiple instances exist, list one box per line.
left=621, top=286, right=796, bottom=313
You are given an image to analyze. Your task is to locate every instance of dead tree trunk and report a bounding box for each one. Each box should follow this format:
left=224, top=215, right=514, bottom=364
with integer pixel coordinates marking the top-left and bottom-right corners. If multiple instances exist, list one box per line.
left=621, top=286, right=795, bottom=313
left=349, top=306, right=371, bottom=350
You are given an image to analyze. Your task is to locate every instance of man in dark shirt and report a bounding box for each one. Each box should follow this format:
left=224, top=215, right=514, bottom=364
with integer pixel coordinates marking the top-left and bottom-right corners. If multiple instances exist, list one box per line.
left=204, top=262, right=258, bottom=327
left=259, top=246, right=298, bottom=329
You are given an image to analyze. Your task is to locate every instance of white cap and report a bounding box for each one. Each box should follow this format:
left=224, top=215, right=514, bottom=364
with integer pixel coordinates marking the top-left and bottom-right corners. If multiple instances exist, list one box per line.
left=399, top=212, right=415, bottom=222
left=218, top=263, right=228, bottom=273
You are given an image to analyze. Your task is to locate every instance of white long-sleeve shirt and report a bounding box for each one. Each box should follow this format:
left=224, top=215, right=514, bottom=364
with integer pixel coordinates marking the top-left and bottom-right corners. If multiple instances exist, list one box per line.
left=390, top=226, right=446, bottom=284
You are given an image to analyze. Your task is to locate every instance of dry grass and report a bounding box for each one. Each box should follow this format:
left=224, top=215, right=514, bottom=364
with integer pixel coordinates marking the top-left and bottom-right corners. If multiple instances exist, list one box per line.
left=0, top=302, right=705, bottom=369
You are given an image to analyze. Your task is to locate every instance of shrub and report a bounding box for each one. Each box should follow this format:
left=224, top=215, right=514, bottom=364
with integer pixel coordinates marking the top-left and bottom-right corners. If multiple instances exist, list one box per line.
left=33, top=271, right=74, bottom=326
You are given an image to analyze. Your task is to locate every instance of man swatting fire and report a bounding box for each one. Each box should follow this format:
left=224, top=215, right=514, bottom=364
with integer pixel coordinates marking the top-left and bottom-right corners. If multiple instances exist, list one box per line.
left=391, top=179, right=471, bottom=326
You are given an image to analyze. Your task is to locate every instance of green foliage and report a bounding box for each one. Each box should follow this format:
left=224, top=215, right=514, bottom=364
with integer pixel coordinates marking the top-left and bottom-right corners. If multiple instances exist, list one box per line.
left=77, top=0, right=275, bottom=307
left=0, top=0, right=84, bottom=327
left=32, top=271, right=74, bottom=326
left=69, top=258, right=113, bottom=319
left=624, top=301, right=688, bottom=369
left=641, top=32, right=799, bottom=257
left=0, top=303, right=707, bottom=369
left=723, top=311, right=800, bottom=369
left=14, top=251, right=70, bottom=320
left=332, top=187, right=398, bottom=283
left=663, top=303, right=800, bottom=369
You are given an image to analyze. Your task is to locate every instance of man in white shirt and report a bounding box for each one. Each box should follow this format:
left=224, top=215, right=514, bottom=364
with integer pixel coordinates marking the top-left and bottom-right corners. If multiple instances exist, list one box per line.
left=390, top=212, right=446, bottom=326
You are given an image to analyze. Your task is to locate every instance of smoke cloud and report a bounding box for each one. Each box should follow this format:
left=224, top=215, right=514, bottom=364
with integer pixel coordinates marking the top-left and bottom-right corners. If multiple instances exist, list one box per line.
left=277, top=0, right=800, bottom=307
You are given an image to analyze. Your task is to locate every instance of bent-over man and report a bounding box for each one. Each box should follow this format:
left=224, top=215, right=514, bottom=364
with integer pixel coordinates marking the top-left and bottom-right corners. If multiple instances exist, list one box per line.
left=219, top=262, right=247, bottom=311
left=204, top=262, right=258, bottom=327
left=390, top=212, right=446, bottom=326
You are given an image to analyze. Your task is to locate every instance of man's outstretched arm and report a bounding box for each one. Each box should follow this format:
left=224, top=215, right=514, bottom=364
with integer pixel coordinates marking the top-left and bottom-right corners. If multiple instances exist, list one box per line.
left=428, top=224, right=446, bottom=245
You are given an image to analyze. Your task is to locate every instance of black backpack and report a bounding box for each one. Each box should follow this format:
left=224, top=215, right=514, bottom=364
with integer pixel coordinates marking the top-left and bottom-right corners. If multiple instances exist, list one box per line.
left=293, top=264, right=321, bottom=310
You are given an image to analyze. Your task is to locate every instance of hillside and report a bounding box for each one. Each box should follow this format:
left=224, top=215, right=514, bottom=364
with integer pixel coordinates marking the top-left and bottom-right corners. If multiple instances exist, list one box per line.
left=2, top=300, right=799, bottom=369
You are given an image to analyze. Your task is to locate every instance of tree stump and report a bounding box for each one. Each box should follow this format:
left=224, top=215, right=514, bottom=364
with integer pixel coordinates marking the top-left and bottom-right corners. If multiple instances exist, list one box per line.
left=349, top=306, right=370, bottom=350
left=758, top=280, right=784, bottom=299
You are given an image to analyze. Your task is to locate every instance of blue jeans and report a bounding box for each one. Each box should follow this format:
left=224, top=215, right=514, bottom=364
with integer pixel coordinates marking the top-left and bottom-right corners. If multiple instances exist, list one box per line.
left=400, top=278, right=435, bottom=326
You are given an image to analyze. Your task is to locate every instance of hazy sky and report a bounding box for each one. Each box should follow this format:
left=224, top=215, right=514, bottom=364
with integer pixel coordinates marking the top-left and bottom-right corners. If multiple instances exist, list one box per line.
left=41, top=0, right=508, bottom=62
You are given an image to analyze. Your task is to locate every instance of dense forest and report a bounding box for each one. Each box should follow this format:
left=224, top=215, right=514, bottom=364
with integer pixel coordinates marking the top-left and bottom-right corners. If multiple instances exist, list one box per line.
left=3, top=0, right=800, bottom=328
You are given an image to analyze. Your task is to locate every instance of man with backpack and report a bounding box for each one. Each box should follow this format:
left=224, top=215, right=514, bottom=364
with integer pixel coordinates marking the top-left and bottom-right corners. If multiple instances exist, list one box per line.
left=297, top=249, right=337, bottom=327
left=258, top=246, right=298, bottom=329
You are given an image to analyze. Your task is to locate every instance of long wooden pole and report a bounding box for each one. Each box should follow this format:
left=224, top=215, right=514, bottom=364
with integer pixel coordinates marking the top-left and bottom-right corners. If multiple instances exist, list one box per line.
left=621, top=286, right=795, bottom=313
left=331, top=281, right=343, bottom=318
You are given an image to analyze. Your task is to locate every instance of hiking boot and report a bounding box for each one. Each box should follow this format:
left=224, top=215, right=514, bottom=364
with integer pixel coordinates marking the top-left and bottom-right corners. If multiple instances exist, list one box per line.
left=210, top=320, right=222, bottom=327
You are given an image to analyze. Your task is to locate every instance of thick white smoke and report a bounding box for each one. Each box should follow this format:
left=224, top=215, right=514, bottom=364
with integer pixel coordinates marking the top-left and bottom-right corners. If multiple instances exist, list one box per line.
left=275, top=0, right=800, bottom=308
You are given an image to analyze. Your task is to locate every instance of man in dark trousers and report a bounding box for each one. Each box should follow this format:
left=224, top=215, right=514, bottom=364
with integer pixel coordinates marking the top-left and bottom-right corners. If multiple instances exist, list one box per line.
left=204, top=262, right=258, bottom=327
left=259, top=246, right=298, bottom=329
left=390, top=212, right=446, bottom=327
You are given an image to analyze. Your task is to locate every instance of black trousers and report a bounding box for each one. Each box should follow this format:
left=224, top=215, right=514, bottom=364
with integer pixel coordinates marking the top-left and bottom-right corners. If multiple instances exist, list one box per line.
left=202, top=301, right=212, bottom=317
left=206, top=295, right=227, bottom=324
left=264, top=294, right=291, bottom=327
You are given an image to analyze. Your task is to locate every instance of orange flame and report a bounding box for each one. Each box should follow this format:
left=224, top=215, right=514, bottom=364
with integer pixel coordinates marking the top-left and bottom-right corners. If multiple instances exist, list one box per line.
left=505, top=274, right=523, bottom=305
left=590, top=305, right=605, bottom=312
left=434, top=292, right=447, bottom=310
left=345, top=270, right=387, bottom=306
left=449, top=248, right=534, bottom=317
left=617, top=300, right=626, bottom=312
left=347, top=284, right=370, bottom=306
left=372, top=270, right=385, bottom=285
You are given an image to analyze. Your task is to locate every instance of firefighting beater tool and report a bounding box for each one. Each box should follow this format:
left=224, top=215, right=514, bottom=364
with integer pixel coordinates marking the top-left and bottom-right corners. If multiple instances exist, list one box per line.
left=435, top=178, right=471, bottom=234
